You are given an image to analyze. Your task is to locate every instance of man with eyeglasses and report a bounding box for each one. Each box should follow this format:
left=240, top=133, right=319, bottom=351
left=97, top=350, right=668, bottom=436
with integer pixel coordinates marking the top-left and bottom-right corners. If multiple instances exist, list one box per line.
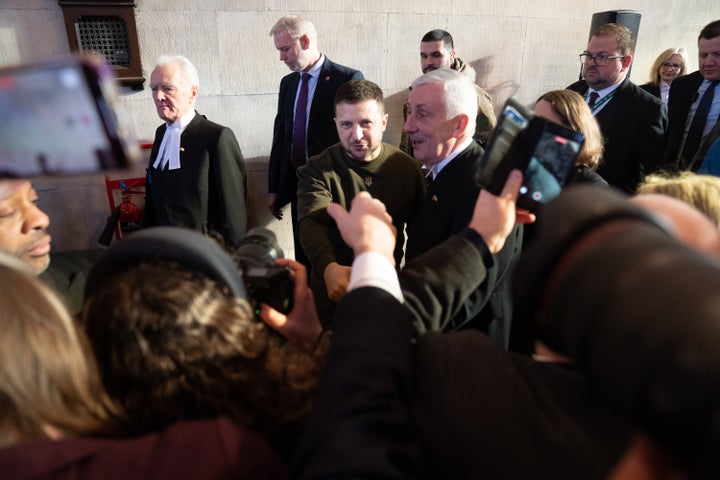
left=665, top=19, right=720, bottom=173
left=568, top=23, right=666, bottom=193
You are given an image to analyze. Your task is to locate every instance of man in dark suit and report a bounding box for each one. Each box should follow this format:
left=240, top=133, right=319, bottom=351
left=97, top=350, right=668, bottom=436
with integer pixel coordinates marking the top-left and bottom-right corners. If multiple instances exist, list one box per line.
left=567, top=23, right=667, bottom=193
left=403, top=68, right=522, bottom=346
left=289, top=185, right=720, bottom=480
left=268, top=16, right=363, bottom=269
left=665, top=19, right=720, bottom=172
left=143, top=55, right=247, bottom=248
left=261, top=177, right=525, bottom=478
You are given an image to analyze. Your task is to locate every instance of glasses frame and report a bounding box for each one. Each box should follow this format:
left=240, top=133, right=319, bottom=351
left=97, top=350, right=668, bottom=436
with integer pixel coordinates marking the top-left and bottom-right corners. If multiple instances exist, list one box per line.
left=660, top=62, right=683, bottom=70
left=579, top=53, right=626, bottom=66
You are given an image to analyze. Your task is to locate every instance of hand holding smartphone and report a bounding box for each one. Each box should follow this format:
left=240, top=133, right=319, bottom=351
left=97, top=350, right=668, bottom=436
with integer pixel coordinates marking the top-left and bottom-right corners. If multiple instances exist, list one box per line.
left=0, top=54, right=140, bottom=177
left=475, top=98, right=585, bottom=212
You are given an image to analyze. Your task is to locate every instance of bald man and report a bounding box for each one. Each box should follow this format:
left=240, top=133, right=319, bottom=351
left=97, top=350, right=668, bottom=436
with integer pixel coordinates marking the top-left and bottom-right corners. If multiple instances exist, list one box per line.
left=0, top=179, right=51, bottom=274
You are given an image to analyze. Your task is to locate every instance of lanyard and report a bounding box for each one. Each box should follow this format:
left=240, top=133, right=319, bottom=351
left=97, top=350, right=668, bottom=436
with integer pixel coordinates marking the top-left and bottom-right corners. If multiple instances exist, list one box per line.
left=586, top=90, right=615, bottom=114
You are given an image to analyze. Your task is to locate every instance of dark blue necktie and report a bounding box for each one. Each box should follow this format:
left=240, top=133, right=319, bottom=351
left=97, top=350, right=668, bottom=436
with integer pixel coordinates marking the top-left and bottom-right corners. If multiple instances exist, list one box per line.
left=292, top=73, right=311, bottom=168
left=587, top=91, right=599, bottom=108
left=681, top=80, right=719, bottom=162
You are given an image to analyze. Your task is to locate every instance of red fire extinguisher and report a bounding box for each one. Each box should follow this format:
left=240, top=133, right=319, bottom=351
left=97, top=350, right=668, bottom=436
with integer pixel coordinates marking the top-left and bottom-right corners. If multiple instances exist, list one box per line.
left=119, top=180, right=142, bottom=234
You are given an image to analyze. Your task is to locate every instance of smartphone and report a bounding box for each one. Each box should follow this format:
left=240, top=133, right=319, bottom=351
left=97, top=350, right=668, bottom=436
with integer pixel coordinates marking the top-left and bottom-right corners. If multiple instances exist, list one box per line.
left=515, top=121, right=584, bottom=210
left=475, top=99, right=532, bottom=191
left=476, top=98, right=584, bottom=212
left=0, top=55, right=140, bottom=177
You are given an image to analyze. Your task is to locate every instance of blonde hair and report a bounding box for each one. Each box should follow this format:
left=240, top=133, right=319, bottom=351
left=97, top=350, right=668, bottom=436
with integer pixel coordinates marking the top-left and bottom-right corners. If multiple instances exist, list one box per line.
left=536, top=90, right=604, bottom=171
left=636, top=172, right=720, bottom=227
left=0, top=253, right=119, bottom=447
left=647, top=48, right=689, bottom=87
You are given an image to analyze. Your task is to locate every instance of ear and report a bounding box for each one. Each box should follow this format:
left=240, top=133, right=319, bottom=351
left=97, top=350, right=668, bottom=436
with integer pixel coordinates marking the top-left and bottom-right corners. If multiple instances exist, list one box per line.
left=450, top=49, right=457, bottom=63
left=381, top=112, right=389, bottom=131
left=190, top=85, right=199, bottom=102
left=621, top=54, right=633, bottom=71
left=453, top=113, right=470, bottom=137
left=300, top=34, right=310, bottom=50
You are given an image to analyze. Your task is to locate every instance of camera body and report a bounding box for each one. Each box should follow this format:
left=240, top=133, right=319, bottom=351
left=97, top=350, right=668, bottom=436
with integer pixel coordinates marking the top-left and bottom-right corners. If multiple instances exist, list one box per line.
left=233, top=227, right=294, bottom=315
left=475, top=98, right=585, bottom=212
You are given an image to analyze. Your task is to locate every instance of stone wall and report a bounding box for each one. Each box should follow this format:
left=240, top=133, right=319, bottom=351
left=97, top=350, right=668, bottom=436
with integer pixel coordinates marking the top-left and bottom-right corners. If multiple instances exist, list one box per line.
left=0, top=0, right=713, bottom=254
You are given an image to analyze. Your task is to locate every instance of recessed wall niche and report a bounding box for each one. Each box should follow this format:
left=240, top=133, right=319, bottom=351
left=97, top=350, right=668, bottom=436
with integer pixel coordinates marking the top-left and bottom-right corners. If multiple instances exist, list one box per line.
left=58, top=0, right=144, bottom=90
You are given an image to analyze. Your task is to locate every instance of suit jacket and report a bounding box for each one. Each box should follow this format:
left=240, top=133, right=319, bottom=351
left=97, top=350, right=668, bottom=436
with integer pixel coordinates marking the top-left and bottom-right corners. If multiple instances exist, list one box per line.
left=698, top=118, right=720, bottom=174
left=664, top=71, right=716, bottom=171
left=291, top=286, right=632, bottom=480
left=639, top=82, right=661, bottom=99
left=400, top=233, right=490, bottom=333
left=568, top=78, right=667, bottom=192
left=412, top=330, right=632, bottom=480
left=406, top=142, right=485, bottom=258
left=406, top=141, right=523, bottom=345
left=268, top=57, right=363, bottom=208
left=290, top=287, right=424, bottom=480
left=143, top=112, right=247, bottom=248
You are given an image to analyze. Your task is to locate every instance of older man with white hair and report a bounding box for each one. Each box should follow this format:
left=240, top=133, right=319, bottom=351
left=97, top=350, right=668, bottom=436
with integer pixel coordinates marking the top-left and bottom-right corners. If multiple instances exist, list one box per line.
left=143, top=55, right=247, bottom=248
left=403, top=68, right=522, bottom=346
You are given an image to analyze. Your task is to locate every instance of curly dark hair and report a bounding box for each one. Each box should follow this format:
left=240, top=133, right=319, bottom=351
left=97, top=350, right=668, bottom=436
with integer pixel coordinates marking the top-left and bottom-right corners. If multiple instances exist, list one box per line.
left=81, top=258, right=326, bottom=439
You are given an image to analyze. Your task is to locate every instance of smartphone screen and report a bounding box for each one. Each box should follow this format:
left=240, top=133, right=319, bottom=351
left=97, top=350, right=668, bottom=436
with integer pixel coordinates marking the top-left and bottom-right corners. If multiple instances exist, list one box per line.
left=517, top=123, right=584, bottom=209
left=0, top=57, right=138, bottom=177
left=476, top=97, right=585, bottom=211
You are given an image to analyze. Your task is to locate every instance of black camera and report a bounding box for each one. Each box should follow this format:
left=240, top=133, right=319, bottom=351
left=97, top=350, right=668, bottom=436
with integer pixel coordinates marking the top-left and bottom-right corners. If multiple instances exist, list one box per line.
left=475, top=98, right=585, bottom=212
left=233, top=227, right=294, bottom=315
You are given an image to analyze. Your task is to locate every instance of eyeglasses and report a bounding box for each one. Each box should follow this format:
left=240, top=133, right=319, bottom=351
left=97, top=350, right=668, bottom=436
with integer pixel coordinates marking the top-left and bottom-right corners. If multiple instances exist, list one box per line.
left=579, top=53, right=626, bottom=66
left=661, top=63, right=682, bottom=70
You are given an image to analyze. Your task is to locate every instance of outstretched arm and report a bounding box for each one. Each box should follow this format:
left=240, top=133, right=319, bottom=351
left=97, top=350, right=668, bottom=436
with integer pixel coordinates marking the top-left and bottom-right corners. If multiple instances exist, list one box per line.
left=291, top=192, right=422, bottom=479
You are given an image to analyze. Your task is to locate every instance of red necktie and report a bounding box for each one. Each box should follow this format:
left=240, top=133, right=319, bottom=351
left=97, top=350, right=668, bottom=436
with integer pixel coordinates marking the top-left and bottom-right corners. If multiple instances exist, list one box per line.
left=292, top=73, right=311, bottom=168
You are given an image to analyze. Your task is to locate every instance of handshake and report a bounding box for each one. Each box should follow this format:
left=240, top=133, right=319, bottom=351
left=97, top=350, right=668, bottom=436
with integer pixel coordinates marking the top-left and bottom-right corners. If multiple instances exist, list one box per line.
left=259, top=170, right=534, bottom=343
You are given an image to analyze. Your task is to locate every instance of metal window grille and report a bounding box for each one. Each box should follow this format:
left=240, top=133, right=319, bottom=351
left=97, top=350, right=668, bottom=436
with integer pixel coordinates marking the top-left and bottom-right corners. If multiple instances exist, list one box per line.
left=74, top=15, right=130, bottom=67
